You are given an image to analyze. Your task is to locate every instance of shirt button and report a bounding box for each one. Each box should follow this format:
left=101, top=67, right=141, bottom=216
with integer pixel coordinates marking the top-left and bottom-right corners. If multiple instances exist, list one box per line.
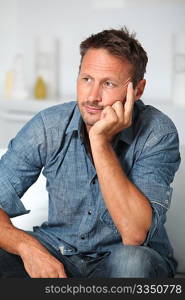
left=88, top=210, right=92, bottom=215
left=80, top=235, right=85, bottom=240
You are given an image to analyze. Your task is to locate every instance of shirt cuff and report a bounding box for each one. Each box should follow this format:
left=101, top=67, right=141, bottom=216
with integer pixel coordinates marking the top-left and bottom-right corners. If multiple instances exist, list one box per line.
left=140, top=184, right=173, bottom=245
left=0, top=178, right=30, bottom=218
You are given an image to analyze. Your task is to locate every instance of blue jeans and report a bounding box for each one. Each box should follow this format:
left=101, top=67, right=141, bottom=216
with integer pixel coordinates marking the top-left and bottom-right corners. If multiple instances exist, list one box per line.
left=0, top=232, right=173, bottom=278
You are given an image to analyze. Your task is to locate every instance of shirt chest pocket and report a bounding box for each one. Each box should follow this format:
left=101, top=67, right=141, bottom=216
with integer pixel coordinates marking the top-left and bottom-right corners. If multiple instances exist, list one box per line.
left=46, top=166, right=89, bottom=220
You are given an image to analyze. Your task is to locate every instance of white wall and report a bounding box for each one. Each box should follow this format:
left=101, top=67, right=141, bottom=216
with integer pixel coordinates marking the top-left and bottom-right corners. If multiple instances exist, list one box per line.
left=1, top=0, right=185, bottom=102
left=0, top=0, right=19, bottom=94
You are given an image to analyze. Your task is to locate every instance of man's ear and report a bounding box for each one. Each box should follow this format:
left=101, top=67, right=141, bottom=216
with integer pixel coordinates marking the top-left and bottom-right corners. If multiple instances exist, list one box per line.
left=134, top=79, right=146, bottom=101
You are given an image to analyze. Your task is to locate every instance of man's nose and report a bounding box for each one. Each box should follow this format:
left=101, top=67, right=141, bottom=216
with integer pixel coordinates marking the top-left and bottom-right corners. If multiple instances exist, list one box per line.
left=87, top=82, right=102, bottom=102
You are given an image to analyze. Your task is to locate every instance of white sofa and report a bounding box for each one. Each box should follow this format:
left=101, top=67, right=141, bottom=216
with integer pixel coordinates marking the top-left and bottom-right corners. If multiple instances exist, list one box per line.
left=0, top=147, right=184, bottom=277
left=0, top=149, right=48, bottom=231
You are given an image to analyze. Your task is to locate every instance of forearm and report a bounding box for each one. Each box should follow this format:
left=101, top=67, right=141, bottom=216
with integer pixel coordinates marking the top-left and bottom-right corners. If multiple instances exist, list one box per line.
left=0, top=208, right=67, bottom=277
left=0, top=208, right=47, bottom=256
left=90, top=138, right=152, bottom=245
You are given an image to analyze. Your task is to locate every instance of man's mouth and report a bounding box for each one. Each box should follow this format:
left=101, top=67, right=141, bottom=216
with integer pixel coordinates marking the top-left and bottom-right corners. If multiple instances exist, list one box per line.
left=85, top=105, right=103, bottom=113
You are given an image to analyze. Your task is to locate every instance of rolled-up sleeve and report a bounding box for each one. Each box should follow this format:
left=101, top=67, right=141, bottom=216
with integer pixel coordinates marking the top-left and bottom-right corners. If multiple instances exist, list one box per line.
left=129, top=131, right=181, bottom=244
left=0, top=112, right=47, bottom=217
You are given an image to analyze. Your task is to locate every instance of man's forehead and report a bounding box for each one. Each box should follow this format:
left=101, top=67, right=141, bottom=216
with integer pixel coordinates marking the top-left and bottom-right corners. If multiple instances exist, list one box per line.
left=80, top=48, right=132, bottom=75
left=82, top=48, right=123, bottom=64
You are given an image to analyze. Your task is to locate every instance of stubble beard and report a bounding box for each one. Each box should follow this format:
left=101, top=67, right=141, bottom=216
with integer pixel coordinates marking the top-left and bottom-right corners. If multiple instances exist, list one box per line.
left=77, top=100, right=103, bottom=128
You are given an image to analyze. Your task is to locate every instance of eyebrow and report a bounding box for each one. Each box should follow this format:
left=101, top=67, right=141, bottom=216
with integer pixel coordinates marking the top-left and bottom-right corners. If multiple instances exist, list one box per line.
left=79, top=73, right=131, bottom=87
left=79, top=73, right=92, bottom=77
left=79, top=73, right=119, bottom=82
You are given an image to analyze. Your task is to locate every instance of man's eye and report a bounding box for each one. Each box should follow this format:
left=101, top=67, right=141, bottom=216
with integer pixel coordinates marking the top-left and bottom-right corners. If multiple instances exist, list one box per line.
left=104, top=81, right=115, bottom=88
left=82, top=77, right=91, bottom=83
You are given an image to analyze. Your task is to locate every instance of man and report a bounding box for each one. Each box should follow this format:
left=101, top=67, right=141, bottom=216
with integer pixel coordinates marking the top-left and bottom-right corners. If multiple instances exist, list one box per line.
left=0, top=27, right=180, bottom=278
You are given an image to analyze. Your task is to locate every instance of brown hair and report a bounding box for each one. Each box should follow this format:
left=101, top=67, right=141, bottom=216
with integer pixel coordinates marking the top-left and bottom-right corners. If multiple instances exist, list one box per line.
left=79, top=27, right=148, bottom=87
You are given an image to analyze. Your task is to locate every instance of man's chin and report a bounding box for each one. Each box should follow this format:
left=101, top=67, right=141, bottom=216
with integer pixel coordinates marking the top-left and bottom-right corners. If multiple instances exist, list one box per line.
left=83, top=119, right=98, bottom=128
left=82, top=113, right=100, bottom=126
left=78, top=105, right=101, bottom=127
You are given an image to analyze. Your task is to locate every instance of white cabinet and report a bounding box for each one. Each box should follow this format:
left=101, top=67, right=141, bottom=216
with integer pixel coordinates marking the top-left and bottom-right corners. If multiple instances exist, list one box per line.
left=0, top=98, right=71, bottom=148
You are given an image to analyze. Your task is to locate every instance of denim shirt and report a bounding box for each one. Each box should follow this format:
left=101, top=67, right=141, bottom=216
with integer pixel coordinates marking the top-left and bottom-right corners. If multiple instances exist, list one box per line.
left=0, top=100, right=180, bottom=273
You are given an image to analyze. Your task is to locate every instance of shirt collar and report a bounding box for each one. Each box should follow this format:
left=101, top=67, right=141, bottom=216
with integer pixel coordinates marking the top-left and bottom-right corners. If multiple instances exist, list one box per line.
left=65, top=104, right=81, bottom=134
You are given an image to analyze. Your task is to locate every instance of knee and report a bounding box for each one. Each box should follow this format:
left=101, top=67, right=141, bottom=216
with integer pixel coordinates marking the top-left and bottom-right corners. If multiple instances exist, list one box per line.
left=125, top=246, right=152, bottom=276
left=107, top=245, right=156, bottom=278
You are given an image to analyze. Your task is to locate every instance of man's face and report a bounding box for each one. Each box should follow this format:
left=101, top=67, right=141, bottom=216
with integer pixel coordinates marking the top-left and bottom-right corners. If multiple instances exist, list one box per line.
left=77, top=48, right=133, bottom=131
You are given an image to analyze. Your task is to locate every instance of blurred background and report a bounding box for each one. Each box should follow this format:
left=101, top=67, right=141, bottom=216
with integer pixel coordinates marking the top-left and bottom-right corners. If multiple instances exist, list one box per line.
left=0, top=0, right=185, bottom=147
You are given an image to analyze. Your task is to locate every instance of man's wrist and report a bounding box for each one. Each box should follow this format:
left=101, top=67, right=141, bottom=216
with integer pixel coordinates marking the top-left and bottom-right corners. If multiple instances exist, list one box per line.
left=89, top=133, right=110, bottom=147
left=89, top=134, right=114, bottom=159
left=16, top=231, right=44, bottom=257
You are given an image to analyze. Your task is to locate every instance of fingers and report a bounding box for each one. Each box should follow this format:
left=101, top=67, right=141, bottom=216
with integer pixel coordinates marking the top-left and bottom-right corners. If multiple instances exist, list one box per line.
left=51, top=264, right=68, bottom=278
left=58, top=268, right=68, bottom=278
left=101, top=105, right=118, bottom=122
left=112, top=101, right=124, bottom=121
left=58, top=273, right=68, bottom=278
left=90, top=84, right=135, bottom=141
left=25, top=259, right=68, bottom=278
left=110, top=82, right=134, bottom=129
left=124, top=82, right=135, bottom=114
left=33, top=270, right=67, bottom=278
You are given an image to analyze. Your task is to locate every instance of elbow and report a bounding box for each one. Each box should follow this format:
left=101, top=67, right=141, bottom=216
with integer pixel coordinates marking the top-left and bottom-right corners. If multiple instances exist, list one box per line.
left=119, top=214, right=152, bottom=246
left=121, top=230, right=148, bottom=246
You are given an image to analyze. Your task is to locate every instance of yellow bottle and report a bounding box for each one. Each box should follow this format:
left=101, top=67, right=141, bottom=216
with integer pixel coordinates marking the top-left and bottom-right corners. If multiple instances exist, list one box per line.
left=4, top=71, right=14, bottom=99
left=34, top=76, right=47, bottom=99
